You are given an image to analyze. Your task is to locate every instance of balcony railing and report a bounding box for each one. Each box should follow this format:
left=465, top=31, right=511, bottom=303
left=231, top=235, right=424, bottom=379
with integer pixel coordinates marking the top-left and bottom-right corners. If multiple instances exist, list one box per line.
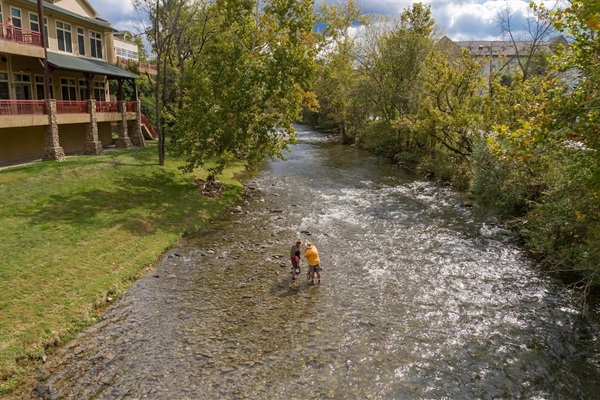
left=125, top=102, right=137, bottom=112
left=0, top=100, right=45, bottom=115
left=116, top=56, right=158, bottom=74
left=0, top=23, right=42, bottom=46
left=0, top=100, right=138, bottom=116
left=96, top=101, right=119, bottom=113
left=56, top=100, right=87, bottom=114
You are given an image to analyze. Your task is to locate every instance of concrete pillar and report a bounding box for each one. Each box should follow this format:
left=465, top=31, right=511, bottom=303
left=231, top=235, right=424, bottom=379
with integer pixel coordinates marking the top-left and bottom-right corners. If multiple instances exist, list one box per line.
left=114, top=100, right=132, bottom=149
left=128, top=100, right=145, bottom=147
left=84, top=99, right=103, bottom=155
left=43, top=99, right=65, bottom=161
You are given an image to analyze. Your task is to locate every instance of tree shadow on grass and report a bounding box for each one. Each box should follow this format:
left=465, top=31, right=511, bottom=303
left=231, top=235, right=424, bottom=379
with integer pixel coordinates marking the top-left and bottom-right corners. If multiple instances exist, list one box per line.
left=26, top=170, right=240, bottom=236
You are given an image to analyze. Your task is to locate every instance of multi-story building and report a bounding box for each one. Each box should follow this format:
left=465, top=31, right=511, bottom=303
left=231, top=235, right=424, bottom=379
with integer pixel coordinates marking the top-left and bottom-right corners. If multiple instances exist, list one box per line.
left=0, top=0, right=147, bottom=166
left=438, top=35, right=568, bottom=78
left=114, top=30, right=157, bottom=75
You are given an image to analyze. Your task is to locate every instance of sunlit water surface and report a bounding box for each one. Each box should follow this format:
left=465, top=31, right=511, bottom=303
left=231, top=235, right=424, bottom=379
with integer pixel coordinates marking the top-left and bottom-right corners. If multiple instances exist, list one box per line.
left=33, top=125, right=600, bottom=399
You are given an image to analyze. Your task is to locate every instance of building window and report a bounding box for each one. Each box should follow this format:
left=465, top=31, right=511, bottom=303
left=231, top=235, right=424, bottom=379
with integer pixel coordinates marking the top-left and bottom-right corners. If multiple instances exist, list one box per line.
left=10, top=8, right=22, bottom=28
left=14, top=73, right=32, bottom=100
left=78, top=79, right=88, bottom=100
left=116, top=47, right=139, bottom=61
left=93, top=81, right=106, bottom=101
left=56, top=21, right=73, bottom=53
left=77, top=27, right=85, bottom=56
left=0, top=5, right=4, bottom=27
left=29, top=12, right=39, bottom=32
left=35, top=76, right=53, bottom=100
left=60, top=78, right=76, bottom=100
left=90, top=31, right=103, bottom=59
left=0, top=72, right=9, bottom=99
left=44, top=17, right=49, bottom=48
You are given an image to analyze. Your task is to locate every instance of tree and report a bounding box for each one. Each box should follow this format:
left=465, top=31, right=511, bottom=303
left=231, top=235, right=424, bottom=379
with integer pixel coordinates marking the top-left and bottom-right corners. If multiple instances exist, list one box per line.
left=366, top=4, right=435, bottom=123
left=134, top=0, right=213, bottom=166
left=473, top=0, right=600, bottom=305
left=414, top=47, right=487, bottom=161
left=171, top=0, right=317, bottom=177
left=496, top=1, right=557, bottom=80
left=353, top=3, right=437, bottom=161
left=313, top=0, right=366, bottom=143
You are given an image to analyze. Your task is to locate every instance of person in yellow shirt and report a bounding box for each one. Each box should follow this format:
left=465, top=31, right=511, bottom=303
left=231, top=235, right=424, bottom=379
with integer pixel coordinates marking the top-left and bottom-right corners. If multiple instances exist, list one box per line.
left=303, top=241, right=321, bottom=284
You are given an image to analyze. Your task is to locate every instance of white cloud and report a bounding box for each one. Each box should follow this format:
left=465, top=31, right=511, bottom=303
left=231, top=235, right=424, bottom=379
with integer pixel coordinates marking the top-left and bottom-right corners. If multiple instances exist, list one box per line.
left=89, top=0, right=135, bottom=17
left=88, top=0, right=562, bottom=41
left=88, top=0, right=140, bottom=32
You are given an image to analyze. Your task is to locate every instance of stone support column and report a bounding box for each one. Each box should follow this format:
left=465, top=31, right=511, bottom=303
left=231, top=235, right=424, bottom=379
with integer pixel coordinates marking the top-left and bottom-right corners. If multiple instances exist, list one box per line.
left=84, top=99, right=103, bottom=155
left=114, top=100, right=132, bottom=149
left=43, top=99, right=65, bottom=161
left=128, top=100, right=145, bottom=147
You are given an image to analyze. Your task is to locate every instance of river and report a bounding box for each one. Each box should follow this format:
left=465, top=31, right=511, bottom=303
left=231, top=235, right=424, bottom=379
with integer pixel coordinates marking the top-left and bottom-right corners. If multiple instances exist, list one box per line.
left=31, top=125, right=600, bottom=399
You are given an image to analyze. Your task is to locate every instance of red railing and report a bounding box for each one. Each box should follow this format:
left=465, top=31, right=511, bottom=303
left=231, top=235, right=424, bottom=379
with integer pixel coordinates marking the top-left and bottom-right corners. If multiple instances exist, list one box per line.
left=0, top=23, right=42, bottom=46
left=125, top=102, right=136, bottom=112
left=0, top=100, right=137, bottom=116
left=0, top=100, right=45, bottom=115
left=95, top=101, right=119, bottom=113
left=141, top=113, right=156, bottom=139
left=56, top=100, right=87, bottom=114
left=116, top=57, right=158, bottom=74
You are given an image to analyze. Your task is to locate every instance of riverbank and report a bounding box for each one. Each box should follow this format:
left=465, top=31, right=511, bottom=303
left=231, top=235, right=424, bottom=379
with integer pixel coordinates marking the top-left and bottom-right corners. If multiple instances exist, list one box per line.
left=0, top=143, right=246, bottom=395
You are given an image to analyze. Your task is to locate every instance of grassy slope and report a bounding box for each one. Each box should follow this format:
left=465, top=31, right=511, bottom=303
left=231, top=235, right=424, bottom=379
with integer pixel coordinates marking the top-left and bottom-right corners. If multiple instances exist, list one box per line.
left=0, top=144, right=246, bottom=394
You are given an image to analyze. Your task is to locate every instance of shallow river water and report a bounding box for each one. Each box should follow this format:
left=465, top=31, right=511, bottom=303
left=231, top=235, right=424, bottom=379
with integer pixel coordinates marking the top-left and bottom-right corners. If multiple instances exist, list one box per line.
left=32, top=125, right=600, bottom=399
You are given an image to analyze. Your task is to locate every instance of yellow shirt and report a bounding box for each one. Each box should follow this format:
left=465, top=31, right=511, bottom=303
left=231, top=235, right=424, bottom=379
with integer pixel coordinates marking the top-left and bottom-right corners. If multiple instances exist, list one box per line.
left=304, top=246, right=320, bottom=266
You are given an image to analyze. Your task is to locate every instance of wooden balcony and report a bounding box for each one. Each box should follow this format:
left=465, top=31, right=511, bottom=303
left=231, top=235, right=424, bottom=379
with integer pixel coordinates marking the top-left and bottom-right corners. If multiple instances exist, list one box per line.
left=0, top=100, right=45, bottom=115
left=0, top=100, right=140, bottom=116
left=0, top=99, right=138, bottom=129
left=0, top=23, right=45, bottom=58
left=115, top=56, right=157, bottom=75
left=56, top=100, right=88, bottom=114
left=0, top=23, right=42, bottom=46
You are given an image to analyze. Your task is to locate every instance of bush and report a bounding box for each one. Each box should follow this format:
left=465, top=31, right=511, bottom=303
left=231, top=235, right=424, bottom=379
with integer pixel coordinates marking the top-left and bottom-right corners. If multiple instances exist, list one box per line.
left=358, top=120, right=412, bottom=160
left=521, top=143, right=600, bottom=283
left=470, top=140, right=535, bottom=219
left=416, top=149, right=471, bottom=190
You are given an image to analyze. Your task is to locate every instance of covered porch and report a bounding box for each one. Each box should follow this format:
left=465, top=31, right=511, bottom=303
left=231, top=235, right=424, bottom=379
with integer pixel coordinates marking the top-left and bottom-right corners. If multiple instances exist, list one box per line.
left=0, top=51, right=145, bottom=165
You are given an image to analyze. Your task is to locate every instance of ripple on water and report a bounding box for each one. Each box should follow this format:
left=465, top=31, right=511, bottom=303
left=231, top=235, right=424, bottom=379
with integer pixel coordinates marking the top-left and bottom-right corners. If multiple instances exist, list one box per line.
left=30, top=126, right=600, bottom=399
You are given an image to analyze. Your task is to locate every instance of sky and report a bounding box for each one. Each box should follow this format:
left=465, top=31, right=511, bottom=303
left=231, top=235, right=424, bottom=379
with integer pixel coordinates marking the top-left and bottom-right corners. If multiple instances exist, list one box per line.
left=87, top=0, right=560, bottom=42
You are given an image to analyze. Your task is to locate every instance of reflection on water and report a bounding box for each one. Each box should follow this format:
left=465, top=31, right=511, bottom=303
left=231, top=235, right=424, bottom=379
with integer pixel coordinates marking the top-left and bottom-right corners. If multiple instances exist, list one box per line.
left=34, top=125, right=600, bottom=399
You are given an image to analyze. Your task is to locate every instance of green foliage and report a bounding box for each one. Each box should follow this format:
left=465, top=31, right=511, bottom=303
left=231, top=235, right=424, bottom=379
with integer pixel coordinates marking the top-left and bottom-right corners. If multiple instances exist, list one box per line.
left=171, top=0, right=317, bottom=176
left=413, top=47, right=487, bottom=162
left=357, top=120, right=401, bottom=158
left=369, top=19, right=433, bottom=121
left=523, top=144, right=599, bottom=282
left=470, top=140, right=536, bottom=218
left=313, top=0, right=365, bottom=143
left=469, top=1, right=600, bottom=290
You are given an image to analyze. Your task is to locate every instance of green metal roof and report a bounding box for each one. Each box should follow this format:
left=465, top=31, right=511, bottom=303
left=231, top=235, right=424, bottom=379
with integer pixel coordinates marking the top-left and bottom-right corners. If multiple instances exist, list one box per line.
left=47, top=52, right=138, bottom=79
left=23, top=0, right=116, bottom=31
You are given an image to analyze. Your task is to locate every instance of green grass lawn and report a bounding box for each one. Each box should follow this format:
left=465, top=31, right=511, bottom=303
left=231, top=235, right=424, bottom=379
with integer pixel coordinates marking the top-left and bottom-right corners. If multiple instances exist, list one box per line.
left=0, top=143, right=246, bottom=394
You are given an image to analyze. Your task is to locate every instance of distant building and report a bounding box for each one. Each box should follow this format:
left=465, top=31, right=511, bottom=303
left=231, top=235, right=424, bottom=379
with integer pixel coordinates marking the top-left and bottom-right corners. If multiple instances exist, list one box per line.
left=437, top=35, right=568, bottom=77
left=114, top=31, right=156, bottom=75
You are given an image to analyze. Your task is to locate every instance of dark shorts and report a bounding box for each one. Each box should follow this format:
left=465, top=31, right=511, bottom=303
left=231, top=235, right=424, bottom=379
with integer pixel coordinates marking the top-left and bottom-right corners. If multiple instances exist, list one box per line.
left=291, top=260, right=299, bottom=268
left=308, top=264, right=320, bottom=273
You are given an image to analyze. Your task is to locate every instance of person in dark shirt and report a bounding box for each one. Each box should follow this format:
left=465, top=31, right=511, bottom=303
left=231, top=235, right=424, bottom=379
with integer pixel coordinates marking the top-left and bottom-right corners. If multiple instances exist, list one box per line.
left=289, top=239, right=302, bottom=280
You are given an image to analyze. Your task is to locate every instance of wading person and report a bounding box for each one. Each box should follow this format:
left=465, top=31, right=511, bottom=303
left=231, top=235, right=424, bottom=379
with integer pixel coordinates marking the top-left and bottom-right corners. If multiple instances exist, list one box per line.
left=290, top=239, right=302, bottom=281
left=304, top=241, right=321, bottom=284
